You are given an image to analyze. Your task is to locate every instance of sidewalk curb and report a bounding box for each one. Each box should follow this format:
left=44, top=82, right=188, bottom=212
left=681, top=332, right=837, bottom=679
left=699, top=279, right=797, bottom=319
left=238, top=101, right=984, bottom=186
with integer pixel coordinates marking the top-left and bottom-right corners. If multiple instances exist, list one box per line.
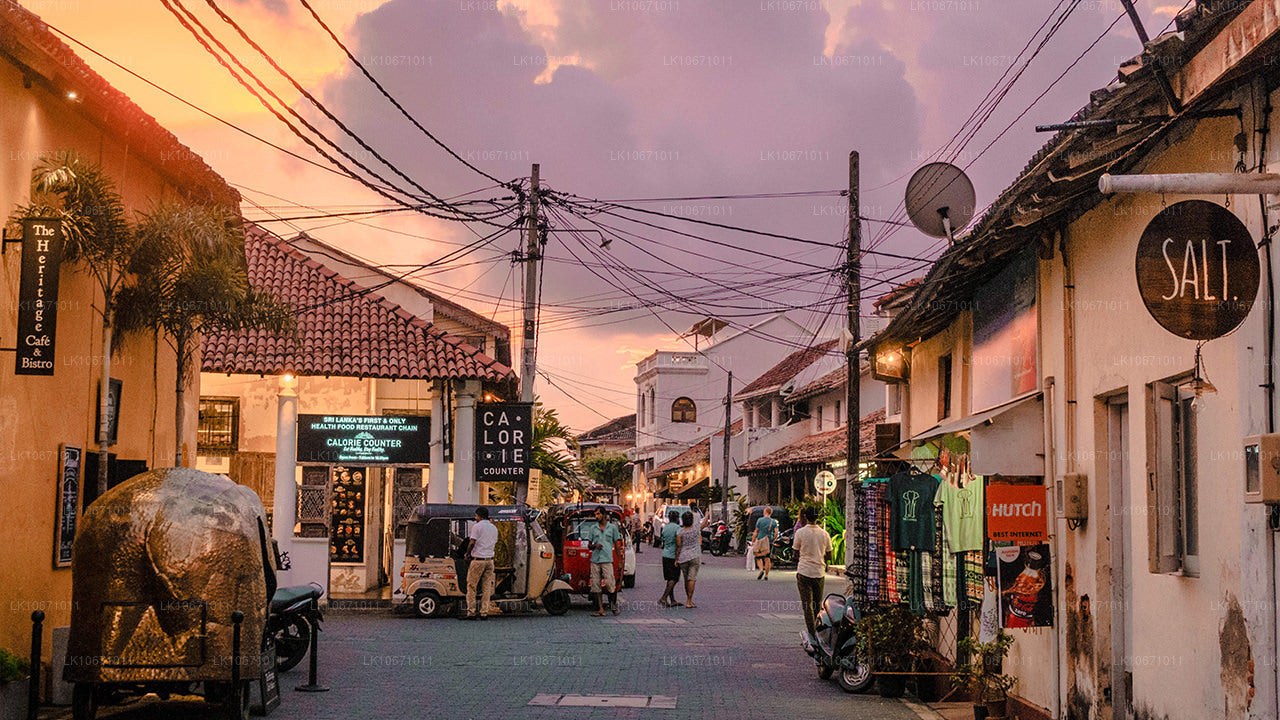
left=899, top=698, right=946, bottom=720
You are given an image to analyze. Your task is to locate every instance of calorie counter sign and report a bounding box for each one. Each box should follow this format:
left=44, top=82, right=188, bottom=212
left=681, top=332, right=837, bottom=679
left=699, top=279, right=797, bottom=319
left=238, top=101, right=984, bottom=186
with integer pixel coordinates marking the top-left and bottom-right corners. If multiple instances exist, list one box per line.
left=476, top=402, right=533, bottom=484
left=986, top=482, right=1048, bottom=544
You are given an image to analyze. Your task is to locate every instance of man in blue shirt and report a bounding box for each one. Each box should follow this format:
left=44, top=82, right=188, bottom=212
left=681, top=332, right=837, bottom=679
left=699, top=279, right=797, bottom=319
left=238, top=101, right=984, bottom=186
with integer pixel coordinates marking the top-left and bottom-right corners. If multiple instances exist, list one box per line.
left=657, top=510, right=682, bottom=607
left=584, top=507, right=623, bottom=616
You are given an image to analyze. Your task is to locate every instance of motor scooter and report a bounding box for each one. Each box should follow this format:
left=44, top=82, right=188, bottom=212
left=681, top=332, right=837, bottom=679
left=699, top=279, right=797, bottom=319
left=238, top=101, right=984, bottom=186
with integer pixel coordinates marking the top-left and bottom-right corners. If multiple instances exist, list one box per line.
left=800, top=593, right=873, bottom=694
left=701, top=521, right=732, bottom=556
left=268, top=582, right=324, bottom=672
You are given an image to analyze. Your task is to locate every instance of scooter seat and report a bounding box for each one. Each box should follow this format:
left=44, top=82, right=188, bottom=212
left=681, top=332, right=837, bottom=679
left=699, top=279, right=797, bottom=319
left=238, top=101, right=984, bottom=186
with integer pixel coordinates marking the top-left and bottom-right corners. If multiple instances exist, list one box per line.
left=272, top=584, right=321, bottom=613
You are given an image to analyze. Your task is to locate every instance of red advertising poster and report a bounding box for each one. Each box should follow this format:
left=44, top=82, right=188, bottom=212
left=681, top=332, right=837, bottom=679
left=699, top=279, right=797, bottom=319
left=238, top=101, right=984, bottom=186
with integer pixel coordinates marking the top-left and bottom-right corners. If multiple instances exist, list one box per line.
left=997, top=544, right=1053, bottom=628
left=986, top=482, right=1047, bottom=544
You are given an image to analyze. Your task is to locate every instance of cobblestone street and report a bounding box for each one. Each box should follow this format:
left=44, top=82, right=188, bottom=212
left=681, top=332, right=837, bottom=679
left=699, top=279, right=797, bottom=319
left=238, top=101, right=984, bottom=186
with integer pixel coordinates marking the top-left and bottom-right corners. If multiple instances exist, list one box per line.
left=44, top=550, right=930, bottom=720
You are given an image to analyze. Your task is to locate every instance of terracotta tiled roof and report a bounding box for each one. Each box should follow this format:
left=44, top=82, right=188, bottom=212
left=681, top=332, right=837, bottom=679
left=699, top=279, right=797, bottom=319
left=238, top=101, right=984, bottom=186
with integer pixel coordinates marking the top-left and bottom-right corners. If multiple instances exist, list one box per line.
left=788, top=365, right=847, bottom=404
left=201, top=224, right=516, bottom=382
left=577, top=414, right=636, bottom=445
left=0, top=1, right=237, bottom=208
left=736, top=340, right=839, bottom=398
left=654, top=437, right=711, bottom=474
left=737, top=409, right=886, bottom=474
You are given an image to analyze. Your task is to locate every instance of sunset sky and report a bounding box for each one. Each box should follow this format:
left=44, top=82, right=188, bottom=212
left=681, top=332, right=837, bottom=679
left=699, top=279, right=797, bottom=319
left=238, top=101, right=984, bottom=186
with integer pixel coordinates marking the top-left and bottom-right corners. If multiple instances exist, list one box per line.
left=30, top=0, right=1183, bottom=432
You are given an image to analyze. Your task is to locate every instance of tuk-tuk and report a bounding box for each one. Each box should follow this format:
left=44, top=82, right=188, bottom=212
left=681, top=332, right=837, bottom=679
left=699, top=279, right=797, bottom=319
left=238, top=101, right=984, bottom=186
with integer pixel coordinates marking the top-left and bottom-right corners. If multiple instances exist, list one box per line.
left=65, top=468, right=274, bottom=720
left=397, top=504, right=572, bottom=617
left=543, top=503, right=631, bottom=596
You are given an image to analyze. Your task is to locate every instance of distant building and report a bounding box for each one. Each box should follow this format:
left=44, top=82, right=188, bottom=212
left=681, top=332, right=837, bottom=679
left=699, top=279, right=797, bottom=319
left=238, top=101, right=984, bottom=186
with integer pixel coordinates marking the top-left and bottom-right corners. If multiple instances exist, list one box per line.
left=631, top=313, right=812, bottom=513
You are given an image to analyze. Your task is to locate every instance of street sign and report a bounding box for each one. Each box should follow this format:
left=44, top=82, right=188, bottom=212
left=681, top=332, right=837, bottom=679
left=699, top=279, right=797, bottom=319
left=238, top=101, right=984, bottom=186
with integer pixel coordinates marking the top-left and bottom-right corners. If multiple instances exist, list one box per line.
left=15, top=218, right=64, bottom=375
left=1135, top=200, right=1260, bottom=340
left=476, top=402, right=533, bottom=484
left=296, top=414, right=430, bottom=465
left=814, top=470, right=837, bottom=496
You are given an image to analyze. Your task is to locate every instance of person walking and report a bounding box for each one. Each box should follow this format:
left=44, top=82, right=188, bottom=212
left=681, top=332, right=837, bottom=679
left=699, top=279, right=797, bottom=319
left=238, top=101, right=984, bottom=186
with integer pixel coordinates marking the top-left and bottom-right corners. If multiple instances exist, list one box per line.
left=792, top=507, right=832, bottom=638
left=658, top=509, right=682, bottom=607
left=584, top=506, right=622, bottom=616
left=752, top=506, right=779, bottom=580
left=675, top=511, right=701, bottom=608
left=462, top=506, right=497, bottom=620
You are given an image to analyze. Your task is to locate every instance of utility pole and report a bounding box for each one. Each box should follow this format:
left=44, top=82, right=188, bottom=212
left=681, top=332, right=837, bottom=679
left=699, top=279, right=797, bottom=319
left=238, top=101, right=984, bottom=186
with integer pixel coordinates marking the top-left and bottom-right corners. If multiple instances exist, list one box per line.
left=520, top=163, right=540, bottom=404
left=721, top=372, right=732, bottom=536
left=518, top=164, right=540, bottom=505
left=844, top=152, right=860, bottom=545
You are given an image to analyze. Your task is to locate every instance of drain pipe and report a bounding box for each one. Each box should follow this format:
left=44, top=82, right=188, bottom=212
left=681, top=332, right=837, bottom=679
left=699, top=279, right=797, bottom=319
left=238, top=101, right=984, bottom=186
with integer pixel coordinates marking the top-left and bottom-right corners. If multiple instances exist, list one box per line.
left=1250, top=74, right=1279, bottom=720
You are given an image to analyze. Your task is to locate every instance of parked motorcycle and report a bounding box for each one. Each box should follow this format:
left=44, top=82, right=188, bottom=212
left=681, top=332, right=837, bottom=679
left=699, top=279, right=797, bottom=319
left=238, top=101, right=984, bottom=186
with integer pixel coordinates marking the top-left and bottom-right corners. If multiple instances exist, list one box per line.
left=801, top=593, right=873, bottom=693
left=701, top=521, right=732, bottom=556
left=267, top=582, right=324, bottom=673
left=770, top=528, right=797, bottom=567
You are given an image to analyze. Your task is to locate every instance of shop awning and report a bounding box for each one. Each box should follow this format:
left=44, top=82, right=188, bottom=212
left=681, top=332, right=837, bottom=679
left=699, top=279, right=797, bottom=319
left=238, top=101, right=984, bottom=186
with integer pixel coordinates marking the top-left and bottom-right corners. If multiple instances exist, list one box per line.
left=675, top=475, right=710, bottom=499
left=907, top=391, right=1044, bottom=477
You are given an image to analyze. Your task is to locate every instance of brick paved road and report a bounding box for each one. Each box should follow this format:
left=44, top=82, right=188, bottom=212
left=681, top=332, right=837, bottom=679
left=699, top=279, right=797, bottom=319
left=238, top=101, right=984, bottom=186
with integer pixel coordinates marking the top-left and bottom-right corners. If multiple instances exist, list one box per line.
left=45, top=550, right=926, bottom=720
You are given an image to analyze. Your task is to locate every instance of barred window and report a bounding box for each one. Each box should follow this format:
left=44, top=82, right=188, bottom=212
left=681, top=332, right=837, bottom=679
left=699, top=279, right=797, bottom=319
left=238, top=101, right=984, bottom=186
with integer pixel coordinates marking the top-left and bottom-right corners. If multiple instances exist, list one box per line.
left=197, top=397, right=239, bottom=454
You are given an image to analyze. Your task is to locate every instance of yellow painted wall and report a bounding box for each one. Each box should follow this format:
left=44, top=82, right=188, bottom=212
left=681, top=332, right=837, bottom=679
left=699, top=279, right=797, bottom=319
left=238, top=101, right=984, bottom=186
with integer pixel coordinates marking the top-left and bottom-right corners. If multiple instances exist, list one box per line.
left=0, top=56, right=214, bottom=654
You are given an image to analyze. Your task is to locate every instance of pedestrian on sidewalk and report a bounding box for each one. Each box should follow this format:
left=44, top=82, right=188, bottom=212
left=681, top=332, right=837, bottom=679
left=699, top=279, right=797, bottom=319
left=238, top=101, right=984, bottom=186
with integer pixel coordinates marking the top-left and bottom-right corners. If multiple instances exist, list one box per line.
left=675, top=511, right=701, bottom=608
left=793, top=506, right=832, bottom=638
left=585, top=506, right=622, bottom=616
left=462, top=506, right=497, bottom=621
left=752, top=506, right=779, bottom=580
left=658, top=509, right=682, bottom=607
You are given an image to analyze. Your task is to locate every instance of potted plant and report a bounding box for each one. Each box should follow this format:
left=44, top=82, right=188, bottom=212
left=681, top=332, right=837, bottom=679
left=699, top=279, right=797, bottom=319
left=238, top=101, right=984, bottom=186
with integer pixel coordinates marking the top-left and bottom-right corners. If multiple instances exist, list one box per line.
left=0, top=648, right=30, bottom=720
left=951, top=631, right=1016, bottom=719
left=855, top=605, right=927, bottom=698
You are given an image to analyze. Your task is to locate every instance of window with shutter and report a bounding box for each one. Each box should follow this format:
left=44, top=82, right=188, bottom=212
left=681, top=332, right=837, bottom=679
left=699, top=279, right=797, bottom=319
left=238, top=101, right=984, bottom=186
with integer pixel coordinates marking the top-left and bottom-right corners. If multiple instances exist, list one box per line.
left=1146, top=380, right=1198, bottom=576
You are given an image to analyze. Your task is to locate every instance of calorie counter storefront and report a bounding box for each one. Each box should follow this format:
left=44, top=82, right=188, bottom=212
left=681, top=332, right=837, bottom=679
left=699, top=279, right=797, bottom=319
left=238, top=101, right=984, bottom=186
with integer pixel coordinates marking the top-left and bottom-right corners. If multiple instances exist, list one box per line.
left=295, top=414, right=431, bottom=597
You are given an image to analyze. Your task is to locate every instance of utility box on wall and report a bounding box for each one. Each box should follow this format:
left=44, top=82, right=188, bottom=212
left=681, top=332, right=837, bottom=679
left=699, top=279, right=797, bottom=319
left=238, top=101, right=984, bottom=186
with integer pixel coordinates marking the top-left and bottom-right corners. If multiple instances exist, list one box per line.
left=1060, top=473, right=1088, bottom=522
left=1244, top=434, right=1280, bottom=504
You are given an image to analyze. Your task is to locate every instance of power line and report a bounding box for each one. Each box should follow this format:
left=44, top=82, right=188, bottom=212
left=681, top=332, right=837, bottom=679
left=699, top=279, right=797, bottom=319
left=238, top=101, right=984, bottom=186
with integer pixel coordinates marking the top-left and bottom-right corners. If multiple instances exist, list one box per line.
left=296, top=0, right=512, bottom=188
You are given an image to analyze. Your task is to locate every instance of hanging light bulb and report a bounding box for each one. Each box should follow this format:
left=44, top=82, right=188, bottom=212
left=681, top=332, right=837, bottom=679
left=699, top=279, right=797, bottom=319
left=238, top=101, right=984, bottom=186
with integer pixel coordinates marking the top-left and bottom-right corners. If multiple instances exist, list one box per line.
left=1189, top=343, right=1216, bottom=411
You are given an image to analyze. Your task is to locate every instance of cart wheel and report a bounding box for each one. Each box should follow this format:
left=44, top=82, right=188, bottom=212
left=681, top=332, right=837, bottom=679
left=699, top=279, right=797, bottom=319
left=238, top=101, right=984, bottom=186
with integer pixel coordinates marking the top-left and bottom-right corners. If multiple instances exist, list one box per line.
left=623, top=574, right=635, bottom=589
left=272, top=616, right=311, bottom=672
left=543, top=589, right=570, bottom=616
left=414, top=590, right=444, bottom=618
left=223, top=680, right=250, bottom=720
left=817, top=662, right=835, bottom=680
left=72, top=683, right=97, bottom=720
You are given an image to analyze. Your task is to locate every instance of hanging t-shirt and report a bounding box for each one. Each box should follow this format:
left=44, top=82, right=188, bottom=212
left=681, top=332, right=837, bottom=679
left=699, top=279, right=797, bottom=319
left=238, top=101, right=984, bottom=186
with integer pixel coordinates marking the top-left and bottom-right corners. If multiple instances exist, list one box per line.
left=936, top=475, right=984, bottom=553
left=888, top=471, right=939, bottom=551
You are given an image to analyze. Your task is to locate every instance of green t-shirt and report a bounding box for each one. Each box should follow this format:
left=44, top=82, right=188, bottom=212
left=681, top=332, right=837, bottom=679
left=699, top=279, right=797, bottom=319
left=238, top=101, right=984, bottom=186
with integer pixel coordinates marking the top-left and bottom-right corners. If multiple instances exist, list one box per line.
left=661, top=521, right=680, bottom=559
left=584, top=521, right=622, bottom=564
left=888, top=471, right=938, bottom=551
left=936, top=476, right=984, bottom=553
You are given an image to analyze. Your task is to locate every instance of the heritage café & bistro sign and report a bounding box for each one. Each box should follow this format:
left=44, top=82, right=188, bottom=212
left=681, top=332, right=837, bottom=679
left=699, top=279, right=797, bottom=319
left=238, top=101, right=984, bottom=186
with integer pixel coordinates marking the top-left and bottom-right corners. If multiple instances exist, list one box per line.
left=296, top=415, right=430, bottom=465
left=15, top=218, right=65, bottom=375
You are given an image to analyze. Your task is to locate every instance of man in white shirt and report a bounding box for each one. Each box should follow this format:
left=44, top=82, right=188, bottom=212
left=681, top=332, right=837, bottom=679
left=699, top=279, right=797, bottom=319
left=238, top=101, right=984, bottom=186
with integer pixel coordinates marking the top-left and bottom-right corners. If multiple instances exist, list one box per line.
left=792, top=507, right=832, bottom=637
left=463, top=506, right=498, bottom=621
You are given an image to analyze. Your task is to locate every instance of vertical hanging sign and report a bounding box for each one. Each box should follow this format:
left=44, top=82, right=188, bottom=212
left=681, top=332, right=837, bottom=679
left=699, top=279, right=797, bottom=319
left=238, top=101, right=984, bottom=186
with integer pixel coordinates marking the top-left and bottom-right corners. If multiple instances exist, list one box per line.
left=15, top=218, right=64, bottom=375
left=476, top=402, right=533, bottom=484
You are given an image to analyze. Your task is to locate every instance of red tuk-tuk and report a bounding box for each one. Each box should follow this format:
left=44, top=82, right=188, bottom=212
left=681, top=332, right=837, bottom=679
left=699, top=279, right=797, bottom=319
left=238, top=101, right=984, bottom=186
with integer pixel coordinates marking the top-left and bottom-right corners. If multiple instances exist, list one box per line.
left=544, top=503, right=627, bottom=597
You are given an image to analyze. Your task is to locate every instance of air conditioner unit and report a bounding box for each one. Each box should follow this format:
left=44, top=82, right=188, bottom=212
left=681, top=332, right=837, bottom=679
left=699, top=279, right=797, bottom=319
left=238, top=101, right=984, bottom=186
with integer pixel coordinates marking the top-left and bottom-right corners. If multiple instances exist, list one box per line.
left=1244, top=434, right=1280, bottom=504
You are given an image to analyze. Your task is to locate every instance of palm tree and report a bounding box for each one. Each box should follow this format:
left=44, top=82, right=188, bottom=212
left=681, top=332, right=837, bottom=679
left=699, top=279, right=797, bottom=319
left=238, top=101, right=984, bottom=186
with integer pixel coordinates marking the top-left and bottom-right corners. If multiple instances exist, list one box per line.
left=532, top=403, right=587, bottom=503
left=115, top=202, right=292, bottom=466
left=9, top=153, right=135, bottom=496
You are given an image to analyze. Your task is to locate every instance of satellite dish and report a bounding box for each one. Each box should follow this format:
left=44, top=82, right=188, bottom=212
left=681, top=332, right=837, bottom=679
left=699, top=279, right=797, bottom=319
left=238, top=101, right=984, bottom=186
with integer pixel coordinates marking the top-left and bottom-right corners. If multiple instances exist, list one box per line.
left=905, top=162, right=976, bottom=243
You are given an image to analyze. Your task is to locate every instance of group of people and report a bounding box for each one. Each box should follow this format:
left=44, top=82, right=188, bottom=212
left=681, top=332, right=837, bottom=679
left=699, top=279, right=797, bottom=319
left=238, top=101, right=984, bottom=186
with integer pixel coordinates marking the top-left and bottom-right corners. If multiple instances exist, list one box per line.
left=656, top=510, right=702, bottom=608
left=750, top=506, right=838, bottom=637
left=460, top=502, right=835, bottom=637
